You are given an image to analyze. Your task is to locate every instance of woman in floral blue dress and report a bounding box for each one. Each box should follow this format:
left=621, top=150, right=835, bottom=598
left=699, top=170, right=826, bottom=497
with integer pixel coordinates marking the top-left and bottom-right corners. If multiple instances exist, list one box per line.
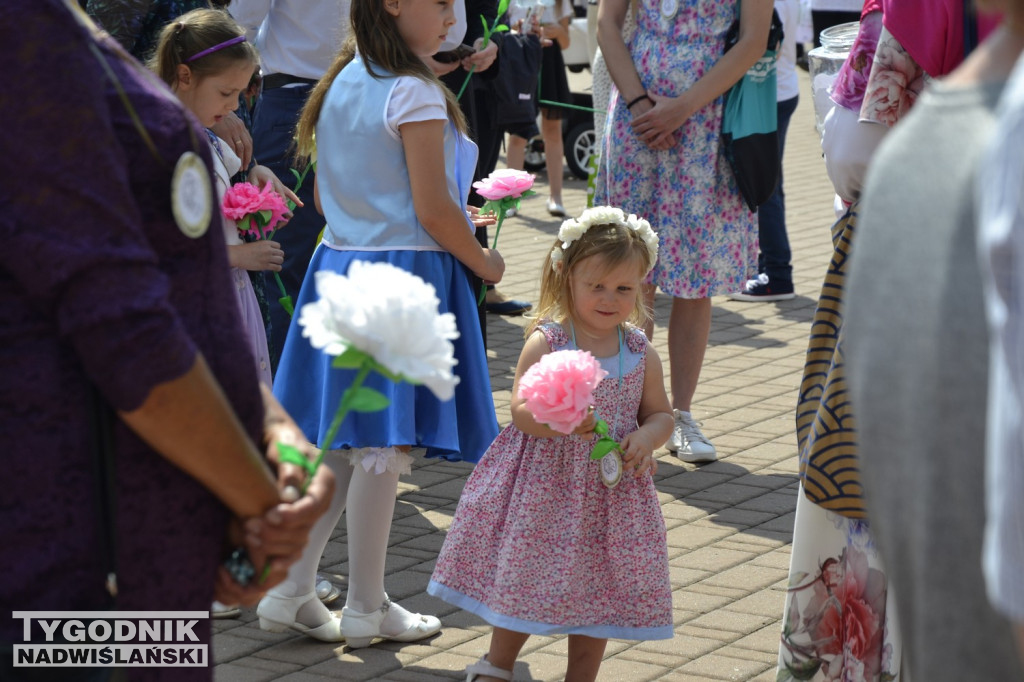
left=595, top=0, right=771, bottom=462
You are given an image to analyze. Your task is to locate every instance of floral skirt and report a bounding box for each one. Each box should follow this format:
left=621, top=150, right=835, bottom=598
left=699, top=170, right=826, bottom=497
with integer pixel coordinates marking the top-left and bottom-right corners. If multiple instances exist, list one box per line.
left=777, top=487, right=902, bottom=682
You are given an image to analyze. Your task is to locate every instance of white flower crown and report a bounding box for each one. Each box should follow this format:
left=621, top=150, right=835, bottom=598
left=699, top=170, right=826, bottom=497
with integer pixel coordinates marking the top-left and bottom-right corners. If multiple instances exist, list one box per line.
left=550, top=206, right=659, bottom=272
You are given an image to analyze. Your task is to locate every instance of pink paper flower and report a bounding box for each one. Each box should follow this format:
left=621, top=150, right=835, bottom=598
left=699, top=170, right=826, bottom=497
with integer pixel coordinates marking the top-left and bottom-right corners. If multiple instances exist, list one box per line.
left=222, top=182, right=290, bottom=237
left=222, top=182, right=263, bottom=220
left=472, top=168, right=535, bottom=201
left=518, top=349, right=608, bottom=434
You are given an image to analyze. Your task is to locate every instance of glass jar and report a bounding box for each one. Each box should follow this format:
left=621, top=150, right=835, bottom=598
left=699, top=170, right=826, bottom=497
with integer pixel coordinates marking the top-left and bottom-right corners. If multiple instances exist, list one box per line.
left=807, top=21, right=859, bottom=135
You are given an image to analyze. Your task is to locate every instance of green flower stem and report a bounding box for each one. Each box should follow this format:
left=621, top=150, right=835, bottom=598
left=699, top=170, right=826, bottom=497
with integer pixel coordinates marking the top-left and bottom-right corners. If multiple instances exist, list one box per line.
left=477, top=204, right=507, bottom=305
left=259, top=360, right=372, bottom=585
left=457, top=64, right=477, bottom=101
left=589, top=417, right=622, bottom=460
left=457, top=4, right=508, bottom=101
left=271, top=270, right=294, bottom=316
left=303, top=362, right=373, bottom=495
left=287, top=162, right=313, bottom=212
left=490, top=207, right=506, bottom=250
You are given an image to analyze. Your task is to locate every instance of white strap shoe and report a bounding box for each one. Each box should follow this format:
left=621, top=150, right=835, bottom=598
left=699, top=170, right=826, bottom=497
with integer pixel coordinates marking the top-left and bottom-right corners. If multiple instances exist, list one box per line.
left=340, top=595, right=441, bottom=649
left=256, top=591, right=344, bottom=642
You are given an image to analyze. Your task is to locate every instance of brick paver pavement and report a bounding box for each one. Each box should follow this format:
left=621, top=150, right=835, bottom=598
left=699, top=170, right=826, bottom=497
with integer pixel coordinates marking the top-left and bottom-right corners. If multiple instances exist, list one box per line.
left=212, top=70, right=838, bottom=681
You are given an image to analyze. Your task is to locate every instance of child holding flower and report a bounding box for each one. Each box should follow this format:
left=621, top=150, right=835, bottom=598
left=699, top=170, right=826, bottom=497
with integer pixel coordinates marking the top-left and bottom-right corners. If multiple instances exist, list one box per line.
left=255, top=0, right=506, bottom=647
left=429, top=206, right=675, bottom=682
left=152, top=8, right=299, bottom=386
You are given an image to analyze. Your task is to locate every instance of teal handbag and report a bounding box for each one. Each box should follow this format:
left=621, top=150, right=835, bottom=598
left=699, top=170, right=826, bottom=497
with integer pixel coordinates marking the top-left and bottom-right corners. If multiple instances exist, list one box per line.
left=721, top=8, right=784, bottom=212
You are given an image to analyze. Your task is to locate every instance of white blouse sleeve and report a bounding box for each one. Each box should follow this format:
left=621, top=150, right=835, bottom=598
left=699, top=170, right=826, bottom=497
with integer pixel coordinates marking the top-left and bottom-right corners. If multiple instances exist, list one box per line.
left=386, top=77, right=448, bottom=138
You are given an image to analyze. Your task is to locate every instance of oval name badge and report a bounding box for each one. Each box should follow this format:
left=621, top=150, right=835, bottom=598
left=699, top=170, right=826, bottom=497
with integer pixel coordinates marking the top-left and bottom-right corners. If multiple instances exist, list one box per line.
left=171, top=151, right=212, bottom=238
left=600, top=450, right=623, bottom=489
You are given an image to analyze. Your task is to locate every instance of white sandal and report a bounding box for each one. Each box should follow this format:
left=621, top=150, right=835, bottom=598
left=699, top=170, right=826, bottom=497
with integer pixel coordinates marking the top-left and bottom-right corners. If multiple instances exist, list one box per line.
left=465, top=655, right=513, bottom=681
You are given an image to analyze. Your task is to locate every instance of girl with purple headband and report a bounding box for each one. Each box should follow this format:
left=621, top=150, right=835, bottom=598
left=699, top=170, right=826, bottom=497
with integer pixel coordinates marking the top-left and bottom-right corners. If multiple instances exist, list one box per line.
left=151, top=10, right=303, bottom=619
left=152, top=8, right=299, bottom=393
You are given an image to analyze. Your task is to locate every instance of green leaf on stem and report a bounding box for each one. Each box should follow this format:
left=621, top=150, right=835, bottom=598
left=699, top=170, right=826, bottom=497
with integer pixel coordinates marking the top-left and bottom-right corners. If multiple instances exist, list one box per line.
left=590, top=437, right=619, bottom=460
left=368, top=359, right=406, bottom=384
left=277, top=442, right=317, bottom=476
left=257, top=209, right=272, bottom=225
left=331, top=346, right=368, bottom=369
left=480, top=15, right=490, bottom=40
left=348, top=386, right=391, bottom=413
left=290, top=168, right=301, bottom=184
left=278, top=295, right=295, bottom=316
left=593, top=418, right=609, bottom=436
left=497, top=0, right=510, bottom=18
left=493, top=24, right=509, bottom=33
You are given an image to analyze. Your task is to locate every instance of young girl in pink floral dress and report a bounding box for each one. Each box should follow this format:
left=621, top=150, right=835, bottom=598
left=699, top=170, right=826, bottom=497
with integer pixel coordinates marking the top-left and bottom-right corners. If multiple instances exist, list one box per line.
left=429, top=207, right=675, bottom=682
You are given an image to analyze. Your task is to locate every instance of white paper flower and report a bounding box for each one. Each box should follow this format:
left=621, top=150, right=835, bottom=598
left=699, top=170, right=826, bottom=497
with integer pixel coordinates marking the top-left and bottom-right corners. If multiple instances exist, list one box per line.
left=298, top=261, right=460, bottom=401
left=549, top=246, right=564, bottom=271
left=552, top=206, right=659, bottom=272
left=558, top=220, right=586, bottom=248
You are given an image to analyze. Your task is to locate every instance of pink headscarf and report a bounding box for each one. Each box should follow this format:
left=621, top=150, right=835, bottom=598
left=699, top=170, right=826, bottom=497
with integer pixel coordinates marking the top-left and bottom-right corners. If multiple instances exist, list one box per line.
left=830, top=0, right=884, bottom=111
left=883, top=0, right=1001, bottom=78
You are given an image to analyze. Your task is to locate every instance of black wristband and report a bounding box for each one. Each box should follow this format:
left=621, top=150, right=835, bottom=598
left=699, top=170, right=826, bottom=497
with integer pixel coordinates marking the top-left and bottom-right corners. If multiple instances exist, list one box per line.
left=626, top=93, right=652, bottom=110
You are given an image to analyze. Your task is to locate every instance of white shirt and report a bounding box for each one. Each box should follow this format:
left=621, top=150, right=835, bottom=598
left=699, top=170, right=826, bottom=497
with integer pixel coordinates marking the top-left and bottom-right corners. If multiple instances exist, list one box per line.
left=774, top=0, right=800, bottom=102
left=509, top=0, right=572, bottom=30
left=228, top=0, right=351, bottom=79
left=977, top=54, right=1024, bottom=625
left=386, top=77, right=448, bottom=137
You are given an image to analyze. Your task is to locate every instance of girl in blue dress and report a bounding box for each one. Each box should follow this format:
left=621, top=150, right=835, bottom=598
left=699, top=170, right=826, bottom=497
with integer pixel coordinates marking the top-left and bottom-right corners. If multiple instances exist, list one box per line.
left=256, top=0, right=506, bottom=646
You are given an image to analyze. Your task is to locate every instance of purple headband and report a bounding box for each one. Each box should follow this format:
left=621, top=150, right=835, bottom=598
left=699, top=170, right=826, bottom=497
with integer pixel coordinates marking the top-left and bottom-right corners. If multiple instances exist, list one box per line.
left=186, top=35, right=246, bottom=62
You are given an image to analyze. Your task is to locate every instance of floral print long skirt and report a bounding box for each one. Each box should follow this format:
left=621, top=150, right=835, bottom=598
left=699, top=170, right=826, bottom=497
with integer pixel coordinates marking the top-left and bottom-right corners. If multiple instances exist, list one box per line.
left=777, top=488, right=902, bottom=682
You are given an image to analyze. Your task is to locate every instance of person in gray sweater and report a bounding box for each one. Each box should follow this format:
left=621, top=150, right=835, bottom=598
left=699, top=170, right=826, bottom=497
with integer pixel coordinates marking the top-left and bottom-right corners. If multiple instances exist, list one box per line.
left=843, top=4, right=1024, bottom=679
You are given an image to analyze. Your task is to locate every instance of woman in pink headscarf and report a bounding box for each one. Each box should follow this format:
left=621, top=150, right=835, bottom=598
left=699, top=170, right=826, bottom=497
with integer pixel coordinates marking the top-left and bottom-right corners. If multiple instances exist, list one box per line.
left=776, top=3, right=999, bottom=681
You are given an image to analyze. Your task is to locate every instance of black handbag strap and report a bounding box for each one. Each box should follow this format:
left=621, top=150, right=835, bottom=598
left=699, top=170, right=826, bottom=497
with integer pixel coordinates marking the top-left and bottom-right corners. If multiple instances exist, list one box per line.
left=724, top=7, right=785, bottom=54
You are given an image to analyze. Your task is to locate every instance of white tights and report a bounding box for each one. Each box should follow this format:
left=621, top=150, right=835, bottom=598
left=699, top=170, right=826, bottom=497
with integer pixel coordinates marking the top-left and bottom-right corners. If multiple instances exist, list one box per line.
left=268, top=448, right=417, bottom=631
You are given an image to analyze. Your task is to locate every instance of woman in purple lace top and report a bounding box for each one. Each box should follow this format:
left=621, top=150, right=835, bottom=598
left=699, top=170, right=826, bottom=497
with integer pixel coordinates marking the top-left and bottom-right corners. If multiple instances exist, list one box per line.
left=0, top=2, right=331, bottom=678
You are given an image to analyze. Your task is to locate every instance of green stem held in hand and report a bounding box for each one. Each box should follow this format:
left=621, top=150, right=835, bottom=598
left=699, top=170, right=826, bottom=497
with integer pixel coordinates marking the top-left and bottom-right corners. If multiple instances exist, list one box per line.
left=456, top=0, right=510, bottom=100
left=589, top=417, right=620, bottom=460
left=259, top=362, right=373, bottom=585
left=477, top=204, right=507, bottom=305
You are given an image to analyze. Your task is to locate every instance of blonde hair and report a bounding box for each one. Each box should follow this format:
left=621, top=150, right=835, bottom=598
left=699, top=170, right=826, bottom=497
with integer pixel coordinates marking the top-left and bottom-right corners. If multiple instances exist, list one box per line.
left=529, top=222, right=654, bottom=337
left=294, top=0, right=468, bottom=162
left=149, top=9, right=258, bottom=87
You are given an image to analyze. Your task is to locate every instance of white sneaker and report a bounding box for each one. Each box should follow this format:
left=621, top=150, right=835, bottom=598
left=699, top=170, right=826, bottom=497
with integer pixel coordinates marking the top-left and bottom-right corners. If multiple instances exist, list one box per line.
left=727, top=273, right=795, bottom=302
left=667, top=410, right=717, bottom=463
left=210, top=601, right=241, bottom=619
